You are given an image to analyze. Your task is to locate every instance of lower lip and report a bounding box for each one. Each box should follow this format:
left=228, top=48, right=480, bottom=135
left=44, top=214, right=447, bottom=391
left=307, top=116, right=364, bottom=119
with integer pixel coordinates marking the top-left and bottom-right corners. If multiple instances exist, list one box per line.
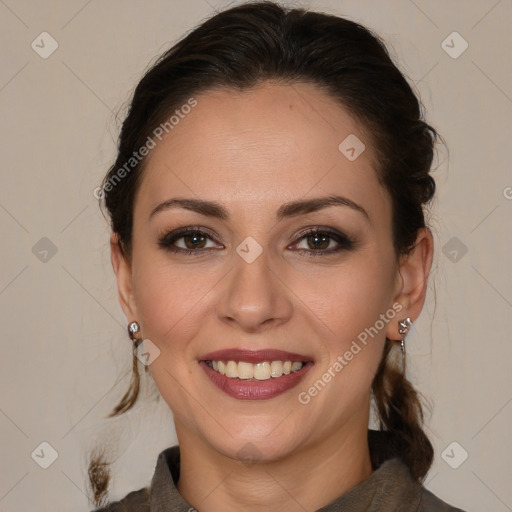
left=199, top=361, right=313, bottom=400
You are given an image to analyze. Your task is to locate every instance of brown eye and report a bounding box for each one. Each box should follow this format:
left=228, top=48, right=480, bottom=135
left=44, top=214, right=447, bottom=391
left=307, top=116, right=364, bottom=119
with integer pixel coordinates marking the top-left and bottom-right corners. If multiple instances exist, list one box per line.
left=158, top=227, right=222, bottom=255
left=182, top=232, right=208, bottom=250
left=293, top=228, right=355, bottom=256
left=304, top=233, right=332, bottom=250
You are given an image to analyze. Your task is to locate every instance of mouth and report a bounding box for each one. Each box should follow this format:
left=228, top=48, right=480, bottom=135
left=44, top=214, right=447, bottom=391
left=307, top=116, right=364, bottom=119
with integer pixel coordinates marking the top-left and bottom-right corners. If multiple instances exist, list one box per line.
left=199, top=349, right=314, bottom=400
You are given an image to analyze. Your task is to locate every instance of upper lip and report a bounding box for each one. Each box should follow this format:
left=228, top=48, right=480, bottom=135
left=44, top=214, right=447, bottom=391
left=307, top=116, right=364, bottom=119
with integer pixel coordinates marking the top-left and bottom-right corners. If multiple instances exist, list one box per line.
left=199, top=349, right=314, bottom=364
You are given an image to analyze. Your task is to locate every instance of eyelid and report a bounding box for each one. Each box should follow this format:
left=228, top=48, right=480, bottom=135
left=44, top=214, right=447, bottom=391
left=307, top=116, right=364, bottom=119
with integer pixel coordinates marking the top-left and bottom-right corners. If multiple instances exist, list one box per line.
left=158, top=224, right=356, bottom=255
left=289, top=226, right=355, bottom=252
left=292, top=225, right=343, bottom=239
left=158, top=226, right=223, bottom=249
left=160, top=225, right=217, bottom=238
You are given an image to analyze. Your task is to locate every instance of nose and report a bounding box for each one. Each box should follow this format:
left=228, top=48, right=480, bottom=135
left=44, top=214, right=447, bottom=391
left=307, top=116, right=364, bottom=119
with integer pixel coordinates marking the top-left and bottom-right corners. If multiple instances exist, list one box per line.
left=216, top=248, right=293, bottom=333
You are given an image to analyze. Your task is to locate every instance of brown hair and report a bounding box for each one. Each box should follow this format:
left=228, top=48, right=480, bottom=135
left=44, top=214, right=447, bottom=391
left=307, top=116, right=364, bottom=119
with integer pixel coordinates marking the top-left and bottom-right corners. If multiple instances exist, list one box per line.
left=90, top=0, right=439, bottom=506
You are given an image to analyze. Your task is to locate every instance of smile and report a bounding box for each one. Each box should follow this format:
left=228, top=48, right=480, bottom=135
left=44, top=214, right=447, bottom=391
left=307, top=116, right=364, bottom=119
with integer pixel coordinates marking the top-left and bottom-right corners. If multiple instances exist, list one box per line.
left=205, top=360, right=304, bottom=380
left=199, top=349, right=314, bottom=400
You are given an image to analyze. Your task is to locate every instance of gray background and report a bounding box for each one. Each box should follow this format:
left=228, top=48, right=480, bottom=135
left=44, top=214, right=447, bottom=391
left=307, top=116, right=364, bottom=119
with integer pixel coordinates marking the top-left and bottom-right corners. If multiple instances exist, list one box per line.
left=0, top=0, right=511, bottom=510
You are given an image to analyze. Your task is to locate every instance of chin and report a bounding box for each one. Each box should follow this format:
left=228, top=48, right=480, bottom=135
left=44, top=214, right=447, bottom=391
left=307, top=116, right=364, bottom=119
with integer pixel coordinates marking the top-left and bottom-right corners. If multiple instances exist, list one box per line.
left=225, top=437, right=298, bottom=465
left=200, top=419, right=305, bottom=465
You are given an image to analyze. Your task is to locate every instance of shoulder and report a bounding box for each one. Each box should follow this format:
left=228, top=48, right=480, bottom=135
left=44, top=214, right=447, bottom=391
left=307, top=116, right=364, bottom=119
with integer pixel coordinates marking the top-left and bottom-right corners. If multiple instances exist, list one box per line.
left=89, top=487, right=150, bottom=512
left=418, top=487, right=467, bottom=512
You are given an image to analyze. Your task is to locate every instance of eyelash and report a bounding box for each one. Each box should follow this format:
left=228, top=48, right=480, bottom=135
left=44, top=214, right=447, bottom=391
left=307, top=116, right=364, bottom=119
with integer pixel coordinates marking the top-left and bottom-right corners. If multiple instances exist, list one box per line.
left=158, top=225, right=356, bottom=257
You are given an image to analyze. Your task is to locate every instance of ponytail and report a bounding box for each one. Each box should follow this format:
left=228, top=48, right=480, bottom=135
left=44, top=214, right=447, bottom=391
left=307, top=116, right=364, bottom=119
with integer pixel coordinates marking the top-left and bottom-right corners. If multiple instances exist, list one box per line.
left=371, top=339, right=434, bottom=480
left=108, top=351, right=145, bottom=417
left=87, top=353, right=145, bottom=507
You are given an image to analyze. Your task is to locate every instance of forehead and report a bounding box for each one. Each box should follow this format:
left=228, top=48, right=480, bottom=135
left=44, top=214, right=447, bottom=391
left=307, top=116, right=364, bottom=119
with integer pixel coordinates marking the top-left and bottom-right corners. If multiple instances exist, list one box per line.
left=135, top=82, right=390, bottom=223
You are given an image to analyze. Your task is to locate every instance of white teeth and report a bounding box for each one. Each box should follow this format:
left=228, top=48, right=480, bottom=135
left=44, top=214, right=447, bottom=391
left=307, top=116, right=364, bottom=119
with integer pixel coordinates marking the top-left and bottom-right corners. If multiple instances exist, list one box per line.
left=238, top=361, right=254, bottom=379
left=291, top=361, right=303, bottom=372
left=270, top=360, right=283, bottom=378
left=208, top=359, right=305, bottom=380
left=254, top=361, right=271, bottom=380
left=225, top=361, right=238, bottom=378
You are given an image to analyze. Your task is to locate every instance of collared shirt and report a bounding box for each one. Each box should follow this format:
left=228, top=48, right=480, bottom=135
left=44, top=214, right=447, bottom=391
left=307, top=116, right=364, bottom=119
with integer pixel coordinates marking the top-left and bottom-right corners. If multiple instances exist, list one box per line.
left=92, top=430, right=466, bottom=511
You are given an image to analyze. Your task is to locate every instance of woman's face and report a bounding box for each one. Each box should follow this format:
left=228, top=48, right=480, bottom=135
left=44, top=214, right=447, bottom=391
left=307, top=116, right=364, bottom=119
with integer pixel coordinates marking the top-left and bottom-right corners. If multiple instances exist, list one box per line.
left=114, top=82, right=408, bottom=462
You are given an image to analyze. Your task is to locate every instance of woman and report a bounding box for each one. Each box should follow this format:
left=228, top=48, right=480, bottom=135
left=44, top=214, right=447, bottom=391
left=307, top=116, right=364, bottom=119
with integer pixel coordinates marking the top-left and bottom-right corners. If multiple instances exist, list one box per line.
left=89, top=1, right=466, bottom=510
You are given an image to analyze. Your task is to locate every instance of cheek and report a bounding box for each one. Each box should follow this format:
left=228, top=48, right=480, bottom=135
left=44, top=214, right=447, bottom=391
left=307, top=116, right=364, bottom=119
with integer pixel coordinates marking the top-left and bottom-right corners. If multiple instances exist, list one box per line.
left=294, top=252, right=395, bottom=388
left=131, top=253, right=219, bottom=351
left=290, top=253, right=395, bottom=339
left=130, top=256, right=217, bottom=423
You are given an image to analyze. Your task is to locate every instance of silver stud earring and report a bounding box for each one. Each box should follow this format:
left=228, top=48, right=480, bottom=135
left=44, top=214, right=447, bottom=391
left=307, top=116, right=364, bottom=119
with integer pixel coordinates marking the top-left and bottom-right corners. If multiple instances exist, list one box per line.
left=398, top=317, right=412, bottom=354
left=128, top=321, right=141, bottom=347
left=398, top=317, right=412, bottom=336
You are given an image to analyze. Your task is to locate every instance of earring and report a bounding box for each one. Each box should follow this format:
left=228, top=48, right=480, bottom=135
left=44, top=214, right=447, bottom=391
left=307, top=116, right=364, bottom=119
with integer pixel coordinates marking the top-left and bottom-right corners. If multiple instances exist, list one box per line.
left=398, top=317, right=412, bottom=335
left=398, top=317, right=412, bottom=357
left=398, top=317, right=412, bottom=354
left=128, top=321, right=142, bottom=347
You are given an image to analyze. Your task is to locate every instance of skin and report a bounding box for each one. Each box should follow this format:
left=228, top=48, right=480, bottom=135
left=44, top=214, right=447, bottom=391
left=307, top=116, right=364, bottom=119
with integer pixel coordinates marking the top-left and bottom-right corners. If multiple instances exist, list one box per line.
left=111, top=81, right=433, bottom=512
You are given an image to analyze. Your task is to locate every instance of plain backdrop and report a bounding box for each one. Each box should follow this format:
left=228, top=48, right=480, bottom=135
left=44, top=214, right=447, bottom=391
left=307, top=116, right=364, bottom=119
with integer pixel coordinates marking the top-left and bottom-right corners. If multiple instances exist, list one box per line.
left=0, top=1, right=511, bottom=511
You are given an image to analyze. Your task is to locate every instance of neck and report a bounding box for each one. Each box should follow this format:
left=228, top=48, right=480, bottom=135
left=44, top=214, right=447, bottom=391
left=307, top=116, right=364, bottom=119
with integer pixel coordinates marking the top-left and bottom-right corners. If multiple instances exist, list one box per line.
left=175, top=421, right=373, bottom=512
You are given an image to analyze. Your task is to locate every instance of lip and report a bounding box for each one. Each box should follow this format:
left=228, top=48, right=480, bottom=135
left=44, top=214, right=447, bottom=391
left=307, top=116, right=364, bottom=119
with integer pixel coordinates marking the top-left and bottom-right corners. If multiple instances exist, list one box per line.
left=199, top=348, right=313, bottom=364
left=198, top=349, right=314, bottom=401
left=199, top=361, right=313, bottom=400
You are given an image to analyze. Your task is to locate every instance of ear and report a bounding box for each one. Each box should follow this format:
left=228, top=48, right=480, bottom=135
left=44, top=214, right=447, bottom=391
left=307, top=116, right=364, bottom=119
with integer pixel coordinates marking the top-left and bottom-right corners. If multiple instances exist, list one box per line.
left=110, top=233, right=138, bottom=322
left=386, top=227, right=434, bottom=340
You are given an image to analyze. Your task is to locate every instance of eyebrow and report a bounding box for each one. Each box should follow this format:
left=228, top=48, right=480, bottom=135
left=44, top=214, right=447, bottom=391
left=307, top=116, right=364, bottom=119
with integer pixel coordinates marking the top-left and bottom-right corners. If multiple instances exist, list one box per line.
left=149, top=195, right=370, bottom=222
